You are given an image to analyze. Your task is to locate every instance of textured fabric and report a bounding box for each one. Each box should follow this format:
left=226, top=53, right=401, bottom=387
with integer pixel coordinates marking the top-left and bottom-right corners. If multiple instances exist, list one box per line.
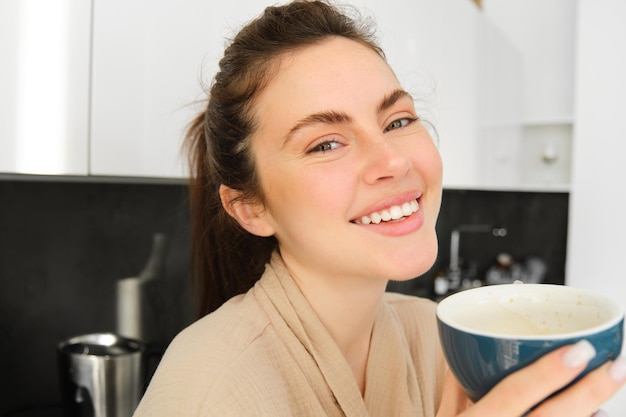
left=134, top=252, right=447, bottom=416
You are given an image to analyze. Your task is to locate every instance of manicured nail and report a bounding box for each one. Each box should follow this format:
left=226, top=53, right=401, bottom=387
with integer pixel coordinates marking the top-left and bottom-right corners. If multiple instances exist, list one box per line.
left=563, top=340, right=596, bottom=368
left=608, top=356, right=626, bottom=383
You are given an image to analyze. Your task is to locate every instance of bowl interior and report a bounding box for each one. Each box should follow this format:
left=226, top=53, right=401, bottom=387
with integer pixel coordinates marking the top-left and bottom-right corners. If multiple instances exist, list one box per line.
left=437, top=284, right=624, bottom=339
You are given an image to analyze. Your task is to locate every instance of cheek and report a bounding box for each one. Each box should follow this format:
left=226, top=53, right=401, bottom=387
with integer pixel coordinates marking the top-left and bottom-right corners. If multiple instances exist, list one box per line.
left=295, top=167, right=357, bottom=215
left=413, top=141, right=443, bottom=185
left=260, top=161, right=355, bottom=223
left=410, top=142, right=443, bottom=218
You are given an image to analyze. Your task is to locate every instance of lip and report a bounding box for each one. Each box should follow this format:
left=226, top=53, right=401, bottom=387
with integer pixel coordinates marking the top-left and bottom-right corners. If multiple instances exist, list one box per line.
left=353, top=201, right=424, bottom=237
left=349, top=191, right=425, bottom=236
left=350, top=191, right=422, bottom=222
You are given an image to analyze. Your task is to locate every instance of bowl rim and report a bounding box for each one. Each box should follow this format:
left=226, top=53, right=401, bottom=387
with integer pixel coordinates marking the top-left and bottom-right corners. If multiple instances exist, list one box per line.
left=436, top=284, right=625, bottom=340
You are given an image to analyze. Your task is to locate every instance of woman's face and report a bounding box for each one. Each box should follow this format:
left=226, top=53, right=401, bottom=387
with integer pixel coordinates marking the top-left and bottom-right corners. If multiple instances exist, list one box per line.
left=248, top=36, right=443, bottom=286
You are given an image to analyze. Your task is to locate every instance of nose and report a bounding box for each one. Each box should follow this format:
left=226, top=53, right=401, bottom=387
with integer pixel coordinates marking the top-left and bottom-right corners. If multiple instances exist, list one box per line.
left=360, top=135, right=411, bottom=184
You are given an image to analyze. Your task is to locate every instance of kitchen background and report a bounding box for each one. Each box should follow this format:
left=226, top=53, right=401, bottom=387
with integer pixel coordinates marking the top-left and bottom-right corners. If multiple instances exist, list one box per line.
left=1, top=0, right=625, bottom=415
left=0, top=180, right=568, bottom=415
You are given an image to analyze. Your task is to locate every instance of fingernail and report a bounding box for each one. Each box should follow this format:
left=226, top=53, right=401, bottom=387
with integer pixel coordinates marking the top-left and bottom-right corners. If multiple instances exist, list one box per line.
left=608, top=356, right=626, bottom=383
left=563, top=340, right=596, bottom=368
left=592, top=410, right=609, bottom=417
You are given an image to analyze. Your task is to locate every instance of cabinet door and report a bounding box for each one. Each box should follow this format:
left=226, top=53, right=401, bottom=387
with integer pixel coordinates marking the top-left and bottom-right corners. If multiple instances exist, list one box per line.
left=0, top=0, right=91, bottom=175
left=90, top=0, right=263, bottom=178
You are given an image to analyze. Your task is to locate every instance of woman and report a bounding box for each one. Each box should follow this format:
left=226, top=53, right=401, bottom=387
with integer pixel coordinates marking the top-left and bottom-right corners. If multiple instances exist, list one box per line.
left=134, top=1, right=625, bottom=416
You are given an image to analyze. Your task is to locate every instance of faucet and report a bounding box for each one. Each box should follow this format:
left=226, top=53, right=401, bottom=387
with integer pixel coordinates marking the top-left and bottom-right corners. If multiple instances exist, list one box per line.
left=447, top=224, right=507, bottom=290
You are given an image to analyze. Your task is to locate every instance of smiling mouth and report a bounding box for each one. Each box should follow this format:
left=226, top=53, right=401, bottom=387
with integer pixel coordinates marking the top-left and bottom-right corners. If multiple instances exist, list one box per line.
left=352, top=199, right=420, bottom=225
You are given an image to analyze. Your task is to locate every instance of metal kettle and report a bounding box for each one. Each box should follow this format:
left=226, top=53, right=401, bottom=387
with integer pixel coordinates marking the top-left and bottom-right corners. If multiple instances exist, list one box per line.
left=57, top=333, right=144, bottom=417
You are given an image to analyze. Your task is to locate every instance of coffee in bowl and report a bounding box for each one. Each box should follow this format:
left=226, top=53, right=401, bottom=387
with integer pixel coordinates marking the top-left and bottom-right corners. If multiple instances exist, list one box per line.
left=436, top=283, right=624, bottom=403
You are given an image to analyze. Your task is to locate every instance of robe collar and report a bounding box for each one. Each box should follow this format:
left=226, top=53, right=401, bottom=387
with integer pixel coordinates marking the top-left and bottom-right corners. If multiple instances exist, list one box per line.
left=253, top=252, right=425, bottom=416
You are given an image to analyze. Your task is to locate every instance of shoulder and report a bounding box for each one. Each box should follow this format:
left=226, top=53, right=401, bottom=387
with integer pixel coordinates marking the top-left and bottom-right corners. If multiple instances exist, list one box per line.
left=135, top=292, right=286, bottom=416
left=170, top=291, right=270, bottom=359
left=165, top=291, right=280, bottom=378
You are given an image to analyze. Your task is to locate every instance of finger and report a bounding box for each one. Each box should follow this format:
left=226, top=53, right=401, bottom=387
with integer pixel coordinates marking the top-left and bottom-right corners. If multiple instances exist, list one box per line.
left=436, top=371, right=472, bottom=417
left=467, top=340, right=597, bottom=417
left=529, top=356, right=626, bottom=417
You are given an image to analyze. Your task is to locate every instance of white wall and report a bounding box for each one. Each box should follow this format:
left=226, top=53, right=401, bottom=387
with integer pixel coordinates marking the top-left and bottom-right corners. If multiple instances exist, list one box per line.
left=567, top=0, right=626, bottom=413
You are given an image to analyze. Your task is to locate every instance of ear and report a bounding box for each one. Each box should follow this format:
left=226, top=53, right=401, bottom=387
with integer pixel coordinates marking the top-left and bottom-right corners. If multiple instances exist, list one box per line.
left=219, top=184, right=275, bottom=237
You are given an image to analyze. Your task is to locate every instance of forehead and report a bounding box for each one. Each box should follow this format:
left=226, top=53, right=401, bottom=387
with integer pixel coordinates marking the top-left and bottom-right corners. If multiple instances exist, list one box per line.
left=251, top=37, right=401, bottom=133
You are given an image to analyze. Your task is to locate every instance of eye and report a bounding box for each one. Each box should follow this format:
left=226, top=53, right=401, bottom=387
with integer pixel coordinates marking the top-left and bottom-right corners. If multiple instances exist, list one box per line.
left=384, top=117, right=418, bottom=132
left=306, top=139, right=343, bottom=154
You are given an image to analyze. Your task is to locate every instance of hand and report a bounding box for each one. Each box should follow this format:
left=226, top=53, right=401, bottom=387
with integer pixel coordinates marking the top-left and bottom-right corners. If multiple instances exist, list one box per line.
left=437, top=340, right=626, bottom=417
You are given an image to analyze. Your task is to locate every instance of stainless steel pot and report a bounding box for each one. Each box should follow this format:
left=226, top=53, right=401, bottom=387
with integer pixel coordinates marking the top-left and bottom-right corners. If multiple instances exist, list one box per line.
left=57, top=333, right=144, bottom=417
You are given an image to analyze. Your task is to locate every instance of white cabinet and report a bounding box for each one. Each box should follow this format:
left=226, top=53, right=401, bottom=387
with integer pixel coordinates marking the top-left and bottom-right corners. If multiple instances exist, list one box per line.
left=483, top=0, right=576, bottom=123
left=474, top=15, right=523, bottom=188
left=91, top=0, right=502, bottom=183
left=482, top=0, right=576, bottom=190
left=90, top=0, right=262, bottom=179
left=1, top=0, right=520, bottom=185
left=0, top=0, right=91, bottom=175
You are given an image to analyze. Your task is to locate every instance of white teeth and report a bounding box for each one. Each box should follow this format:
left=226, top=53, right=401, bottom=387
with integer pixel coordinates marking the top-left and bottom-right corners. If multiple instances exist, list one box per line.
left=390, top=206, right=403, bottom=220
left=401, top=202, right=413, bottom=216
left=357, top=200, right=419, bottom=225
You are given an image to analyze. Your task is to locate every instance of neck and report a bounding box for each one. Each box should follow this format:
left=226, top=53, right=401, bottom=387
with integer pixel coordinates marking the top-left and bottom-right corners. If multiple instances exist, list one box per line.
left=284, top=260, right=388, bottom=394
left=311, top=281, right=384, bottom=351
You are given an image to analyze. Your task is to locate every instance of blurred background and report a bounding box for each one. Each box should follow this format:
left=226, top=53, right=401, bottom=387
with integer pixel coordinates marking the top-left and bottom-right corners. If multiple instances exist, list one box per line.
left=1, top=0, right=624, bottom=415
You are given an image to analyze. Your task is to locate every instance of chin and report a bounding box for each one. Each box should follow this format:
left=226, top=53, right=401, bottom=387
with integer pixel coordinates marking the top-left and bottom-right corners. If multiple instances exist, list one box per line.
left=387, top=265, right=434, bottom=282
left=378, top=259, right=435, bottom=281
left=389, top=238, right=439, bottom=281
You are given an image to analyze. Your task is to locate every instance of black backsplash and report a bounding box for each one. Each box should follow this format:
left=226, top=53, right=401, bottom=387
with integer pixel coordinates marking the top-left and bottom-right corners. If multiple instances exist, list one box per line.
left=0, top=179, right=194, bottom=415
left=0, top=180, right=568, bottom=414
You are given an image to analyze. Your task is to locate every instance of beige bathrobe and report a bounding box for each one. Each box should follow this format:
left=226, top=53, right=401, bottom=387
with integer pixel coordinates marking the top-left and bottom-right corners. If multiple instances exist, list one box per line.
left=134, top=253, right=447, bottom=416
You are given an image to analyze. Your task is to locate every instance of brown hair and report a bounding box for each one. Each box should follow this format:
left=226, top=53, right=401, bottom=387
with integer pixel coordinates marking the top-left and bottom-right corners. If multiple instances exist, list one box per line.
left=186, top=0, right=384, bottom=318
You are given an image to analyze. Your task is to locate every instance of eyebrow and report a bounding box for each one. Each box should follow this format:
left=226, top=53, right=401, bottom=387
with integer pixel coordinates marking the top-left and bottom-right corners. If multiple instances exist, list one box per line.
left=282, top=88, right=413, bottom=147
left=378, top=89, right=412, bottom=114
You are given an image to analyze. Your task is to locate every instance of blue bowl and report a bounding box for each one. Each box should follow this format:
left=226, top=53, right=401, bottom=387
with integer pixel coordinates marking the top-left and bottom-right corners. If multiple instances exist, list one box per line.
left=437, top=284, right=624, bottom=403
